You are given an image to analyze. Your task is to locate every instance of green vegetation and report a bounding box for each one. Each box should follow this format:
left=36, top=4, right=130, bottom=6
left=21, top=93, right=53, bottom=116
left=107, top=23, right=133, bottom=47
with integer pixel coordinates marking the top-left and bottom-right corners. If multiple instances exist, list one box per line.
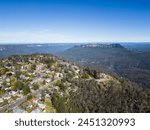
left=32, top=83, right=39, bottom=90
left=2, top=79, right=7, bottom=86
left=10, top=79, right=30, bottom=95
left=0, top=99, right=8, bottom=107
left=0, top=89, right=6, bottom=97
left=31, top=64, right=36, bottom=71
left=61, top=44, right=150, bottom=88
left=45, top=98, right=56, bottom=113
left=0, top=54, right=150, bottom=113
left=52, top=77, right=150, bottom=113
left=55, top=80, right=66, bottom=91
left=0, top=68, right=8, bottom=76
left=22, top=85, right=30, bottom=95
left=51, top=92, right=70, bottom=112
left=27, top=95, right=33, bottom=100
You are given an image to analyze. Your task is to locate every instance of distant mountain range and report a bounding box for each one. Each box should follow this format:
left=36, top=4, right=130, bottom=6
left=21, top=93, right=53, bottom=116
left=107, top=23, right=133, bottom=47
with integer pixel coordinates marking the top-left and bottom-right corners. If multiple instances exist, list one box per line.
left=80, top=43, right=124, bottom=48
left=0, top=44, right=74, bottom=58
left=0, top=43, right=150, bottom=88
left=60, top=43, right=150, bottom=88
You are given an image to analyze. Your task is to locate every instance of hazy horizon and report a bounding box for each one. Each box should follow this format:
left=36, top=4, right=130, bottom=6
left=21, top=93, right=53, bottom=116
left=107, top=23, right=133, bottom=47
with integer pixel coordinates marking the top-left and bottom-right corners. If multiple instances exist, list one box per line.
left=1, top=42, right=150, bottom=45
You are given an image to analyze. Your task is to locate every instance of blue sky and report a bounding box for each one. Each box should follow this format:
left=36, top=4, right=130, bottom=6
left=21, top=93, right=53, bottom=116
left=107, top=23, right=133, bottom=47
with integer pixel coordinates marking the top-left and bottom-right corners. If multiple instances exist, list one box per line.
left=0, top=0, right=150, bottom=43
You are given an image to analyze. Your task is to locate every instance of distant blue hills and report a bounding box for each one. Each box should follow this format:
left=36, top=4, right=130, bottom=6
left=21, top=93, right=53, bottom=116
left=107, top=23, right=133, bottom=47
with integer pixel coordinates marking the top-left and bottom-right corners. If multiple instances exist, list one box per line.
left=60, top=43, right=150, bottom=88
left=0, top=43, right=74, bottom=58
left=0, top=43, right=150, bottom=58
left=1, top=43, right=150, bottom=88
